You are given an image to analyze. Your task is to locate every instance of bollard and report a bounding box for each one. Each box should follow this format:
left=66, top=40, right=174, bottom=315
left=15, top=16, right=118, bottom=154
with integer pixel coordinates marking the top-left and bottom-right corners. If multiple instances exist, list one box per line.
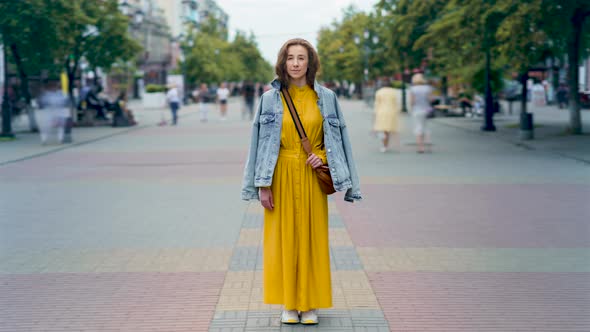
left=519, top=112, right=534, bottom=140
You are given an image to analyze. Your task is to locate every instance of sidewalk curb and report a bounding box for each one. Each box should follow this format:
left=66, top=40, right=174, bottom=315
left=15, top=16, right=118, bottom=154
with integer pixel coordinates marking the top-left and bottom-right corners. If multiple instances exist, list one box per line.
left=433, top=118, right=590, bottom=165
left=0, top=110, right=200, bottom=167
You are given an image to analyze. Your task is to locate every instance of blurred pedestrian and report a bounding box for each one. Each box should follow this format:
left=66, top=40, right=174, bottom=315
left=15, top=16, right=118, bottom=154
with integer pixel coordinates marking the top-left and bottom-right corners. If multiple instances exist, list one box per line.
left=37, top=79, right=70, bottom=144
left=257, top=82, right=264, bottom=99
left=217, top=82, right=230, bottom=120
left=531, top=79, right=546, bottom=107
left=409, top=73, right=433, bottom=153
left=242, top=80, right=255, bottom=120
left=198, top=83, right=210, bottom=122
left=557, top=83, right=568, bottom=109
left=166, top=83, right=180, bottom=125
left=241, top=38, right=362, bottom=325
left=373, top=82, right=402, bottom=152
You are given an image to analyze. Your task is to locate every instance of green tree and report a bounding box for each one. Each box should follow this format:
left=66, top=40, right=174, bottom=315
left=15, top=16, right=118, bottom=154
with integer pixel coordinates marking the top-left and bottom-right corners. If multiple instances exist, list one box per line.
left=376, top=0, right=447, bottom=111
left=317, top=7, right=372, bottom=84
left=412, top=0, right=511, bottom=130
left=543, top=1, right=590, bottom=134
left=495, top=0, right=590, bottom=134
left=83, top=0, right=141, bottom=81
left=57, top=0, right=141, bottom=114
left=228, top=31, right=272, bottom=82
left=184, top=26, right=272, bottom=85
left=0, top=0, right=66, bottom=105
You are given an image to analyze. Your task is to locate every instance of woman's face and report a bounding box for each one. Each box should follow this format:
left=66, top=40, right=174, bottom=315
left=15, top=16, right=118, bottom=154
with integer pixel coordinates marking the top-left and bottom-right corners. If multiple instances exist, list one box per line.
left=285, top=45, right=308, bottom=82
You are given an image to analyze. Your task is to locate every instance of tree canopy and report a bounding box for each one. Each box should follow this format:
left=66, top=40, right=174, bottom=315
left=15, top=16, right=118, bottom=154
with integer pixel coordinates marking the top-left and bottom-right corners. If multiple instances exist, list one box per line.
left=183, top=24, right=273, bottom=85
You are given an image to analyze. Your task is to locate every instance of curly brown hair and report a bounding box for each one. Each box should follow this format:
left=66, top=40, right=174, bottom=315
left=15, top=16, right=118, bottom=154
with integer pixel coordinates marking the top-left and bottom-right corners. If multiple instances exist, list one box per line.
left=275, top=38, right=320, bottom=89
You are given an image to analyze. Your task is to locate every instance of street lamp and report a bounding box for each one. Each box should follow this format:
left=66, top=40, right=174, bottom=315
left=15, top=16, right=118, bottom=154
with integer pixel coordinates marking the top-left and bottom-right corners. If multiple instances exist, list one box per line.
left=1, top=45, right=14, bottom=139
left=354, top=29, right=379, bottom=100
left=134, top=9, right=144, bottom=26
left=120, top=0, right=130, bottom=16
left=481, top=29, right=496, bottom=131
left=180, top=35, right=194, bottom=104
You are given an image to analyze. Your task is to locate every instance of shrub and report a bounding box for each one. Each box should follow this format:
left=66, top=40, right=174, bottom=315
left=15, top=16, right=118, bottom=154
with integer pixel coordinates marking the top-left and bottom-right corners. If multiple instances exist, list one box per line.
left=391, top=80, right=404, bottom=89
left=145, top=84, right=166, bottom=93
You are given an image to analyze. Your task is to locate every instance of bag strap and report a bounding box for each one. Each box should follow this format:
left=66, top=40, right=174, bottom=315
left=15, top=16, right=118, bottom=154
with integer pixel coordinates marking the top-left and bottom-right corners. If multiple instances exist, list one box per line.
left=281, top=87, right=313, bottom=155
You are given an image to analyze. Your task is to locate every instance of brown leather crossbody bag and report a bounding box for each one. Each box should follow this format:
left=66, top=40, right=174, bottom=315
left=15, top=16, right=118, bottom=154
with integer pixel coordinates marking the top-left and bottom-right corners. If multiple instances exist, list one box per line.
left=281, top=87, right=336, bottom=195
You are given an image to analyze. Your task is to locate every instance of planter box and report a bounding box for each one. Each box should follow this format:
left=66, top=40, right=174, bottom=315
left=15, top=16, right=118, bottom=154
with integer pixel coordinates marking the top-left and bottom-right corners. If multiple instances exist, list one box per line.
left=142, top=92, right=166, bottom=109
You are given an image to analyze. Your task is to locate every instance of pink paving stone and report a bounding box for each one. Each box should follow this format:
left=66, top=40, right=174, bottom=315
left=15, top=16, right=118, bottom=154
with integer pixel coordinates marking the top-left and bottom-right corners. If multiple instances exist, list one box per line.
left=0, top=272, right=225, bottom=332
left=368, top=271, right=590, bottom=332
left=336, top=184, right=590, bottom=248
left=0, top=150, right=248, bottom=181
left=129, top=125, right=251, bottom=136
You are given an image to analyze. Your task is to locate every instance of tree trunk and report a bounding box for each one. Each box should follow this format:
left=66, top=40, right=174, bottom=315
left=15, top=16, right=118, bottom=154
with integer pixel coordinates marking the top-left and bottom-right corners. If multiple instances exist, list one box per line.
left=567, top=9, right=585, bottom=134
left=482, top=45, right=496, bottom=131
left=9, top=43, right=31, bottom=104
left=8, top=43, right=37, bottom=132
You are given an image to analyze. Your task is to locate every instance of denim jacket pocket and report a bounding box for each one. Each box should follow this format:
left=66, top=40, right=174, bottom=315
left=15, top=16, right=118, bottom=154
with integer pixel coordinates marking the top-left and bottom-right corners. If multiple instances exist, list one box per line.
left=259, top=113, right=276, bottom=138
left=327, top=117, right=342, bottom=142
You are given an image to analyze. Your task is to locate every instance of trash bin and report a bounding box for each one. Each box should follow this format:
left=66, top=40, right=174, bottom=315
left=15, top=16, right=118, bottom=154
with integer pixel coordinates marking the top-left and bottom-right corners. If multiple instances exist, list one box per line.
left=519, top=112, right=534, bottom=140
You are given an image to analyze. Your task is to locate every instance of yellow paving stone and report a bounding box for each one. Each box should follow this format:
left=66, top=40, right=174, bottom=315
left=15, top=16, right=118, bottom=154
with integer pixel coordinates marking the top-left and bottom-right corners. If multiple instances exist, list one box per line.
left=329, top=228, right=354, bottom=247
left=0, top=248, right=232, bottom=273
left=356, top=247, right=590, bottom=272
left=216, top=271, right=255, bottom=311
left=333, top=271, right=380, bottom=309
left=237, top=228, right=264, bottom=247
left=330, top=278, right=349, bottom=310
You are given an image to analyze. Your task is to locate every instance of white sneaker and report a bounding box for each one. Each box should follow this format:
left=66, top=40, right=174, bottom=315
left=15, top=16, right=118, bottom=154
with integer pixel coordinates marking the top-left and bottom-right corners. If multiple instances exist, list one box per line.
left=300, top=310, right=318, bottom=325
left=280, top=310, right=299, bottom=324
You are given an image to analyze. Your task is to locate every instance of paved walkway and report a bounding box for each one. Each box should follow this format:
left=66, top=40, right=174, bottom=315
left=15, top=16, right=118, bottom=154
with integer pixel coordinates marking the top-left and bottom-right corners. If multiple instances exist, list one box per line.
left=0, top=98, right=588, bottom=331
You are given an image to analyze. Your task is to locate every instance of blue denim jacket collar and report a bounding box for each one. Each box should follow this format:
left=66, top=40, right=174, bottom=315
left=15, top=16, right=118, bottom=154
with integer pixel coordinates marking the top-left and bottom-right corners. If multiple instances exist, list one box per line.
left=241, top=79, right=362, bottom=203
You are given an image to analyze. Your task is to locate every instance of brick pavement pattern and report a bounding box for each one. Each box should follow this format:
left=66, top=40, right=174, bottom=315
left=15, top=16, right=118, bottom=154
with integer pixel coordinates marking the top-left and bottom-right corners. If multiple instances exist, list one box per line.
left=1, top=99, right=589, bottom=331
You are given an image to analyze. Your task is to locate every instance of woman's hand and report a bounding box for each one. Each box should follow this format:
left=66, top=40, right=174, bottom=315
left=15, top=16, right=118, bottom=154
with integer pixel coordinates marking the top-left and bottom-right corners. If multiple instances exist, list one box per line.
left=306, top=153, right=323, bottom=169
left=259, top=187, right=274, bottom=211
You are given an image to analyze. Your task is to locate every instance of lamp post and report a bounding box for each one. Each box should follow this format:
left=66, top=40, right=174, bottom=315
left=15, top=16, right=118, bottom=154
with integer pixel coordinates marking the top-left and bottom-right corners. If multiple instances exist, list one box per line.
left=1, top=44, right=14, bottom=139
left=180, top=35, right=194, bottom=104
left=403, top=71, right=410, bottom=113
left=354, top=29, right=379, bottom=101
left=121, top=1, right=144, bottom=99
left=481, top=29, right=496, bottom=131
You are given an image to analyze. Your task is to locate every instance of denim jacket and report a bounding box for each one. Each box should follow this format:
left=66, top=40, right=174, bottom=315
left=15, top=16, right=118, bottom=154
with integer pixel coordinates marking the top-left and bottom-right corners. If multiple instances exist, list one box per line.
left=241, top=79, right=362, bottom=203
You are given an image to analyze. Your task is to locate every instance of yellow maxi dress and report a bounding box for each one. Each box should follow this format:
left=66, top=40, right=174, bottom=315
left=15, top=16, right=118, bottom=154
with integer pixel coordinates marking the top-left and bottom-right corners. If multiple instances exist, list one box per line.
left=263, top=84, right=332, bottom=311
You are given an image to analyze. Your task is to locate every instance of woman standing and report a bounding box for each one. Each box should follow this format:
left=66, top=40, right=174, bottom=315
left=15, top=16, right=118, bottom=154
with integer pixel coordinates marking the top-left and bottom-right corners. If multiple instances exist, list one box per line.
left=373, top=82, right=402, bottom=152
left=409, top=73, right=433, bottom=153
left=241, top=38, right=362, bottom=325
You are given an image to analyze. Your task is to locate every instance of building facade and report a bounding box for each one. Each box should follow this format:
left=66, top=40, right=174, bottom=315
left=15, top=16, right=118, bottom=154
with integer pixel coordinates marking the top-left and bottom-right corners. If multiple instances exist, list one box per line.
left=154, top=0, right=200, bottom=71
left=119, top=0, right=172, bottom=97
left=197, top=0, right=228, bottom=34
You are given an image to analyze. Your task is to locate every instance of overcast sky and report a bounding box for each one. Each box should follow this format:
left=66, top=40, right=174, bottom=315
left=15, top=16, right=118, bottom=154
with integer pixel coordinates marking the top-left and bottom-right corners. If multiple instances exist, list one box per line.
left=218, top=0, right=379, bottom=64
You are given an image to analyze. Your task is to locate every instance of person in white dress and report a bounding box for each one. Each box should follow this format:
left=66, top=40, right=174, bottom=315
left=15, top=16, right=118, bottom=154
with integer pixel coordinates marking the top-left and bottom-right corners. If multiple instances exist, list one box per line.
left=409, top=73, right=433, bottom=153
left=216, top=82, right=230, bottom=120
